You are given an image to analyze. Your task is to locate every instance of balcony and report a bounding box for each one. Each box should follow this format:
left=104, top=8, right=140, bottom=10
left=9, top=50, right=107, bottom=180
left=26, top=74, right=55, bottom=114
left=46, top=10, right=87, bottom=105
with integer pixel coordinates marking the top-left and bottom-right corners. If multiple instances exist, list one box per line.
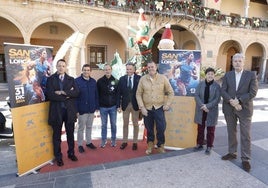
left=45, top=0, right=268, bottom=31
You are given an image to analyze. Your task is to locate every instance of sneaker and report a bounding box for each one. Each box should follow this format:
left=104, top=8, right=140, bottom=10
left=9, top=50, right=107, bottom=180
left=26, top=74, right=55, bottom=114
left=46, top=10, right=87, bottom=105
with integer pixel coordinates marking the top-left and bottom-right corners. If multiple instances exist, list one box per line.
left=193, top=145, right=203, bottom=152
left=86, top=143, right=97, bottom=149
left=78, top=146, right=85, bottom=153
left=111, top=140, right=116, bottom=147
left=205, top=147, right=212, bottom=155
left=100, top=140, right=107, bottom=148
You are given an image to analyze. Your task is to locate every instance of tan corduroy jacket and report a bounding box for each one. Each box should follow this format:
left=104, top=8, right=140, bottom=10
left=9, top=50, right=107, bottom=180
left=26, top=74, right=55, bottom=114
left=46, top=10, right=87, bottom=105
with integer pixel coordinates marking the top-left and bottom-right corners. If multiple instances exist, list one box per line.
left=136, top=73, right=174, bottom=110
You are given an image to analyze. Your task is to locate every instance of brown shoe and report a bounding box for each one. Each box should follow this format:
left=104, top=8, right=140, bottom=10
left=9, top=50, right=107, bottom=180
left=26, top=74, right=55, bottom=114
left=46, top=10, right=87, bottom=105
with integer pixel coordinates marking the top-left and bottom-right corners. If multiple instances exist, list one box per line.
left=157, top=144, right=166, bottom=153
left=145, top=142, right=154, bottom=155
left=242, top=161, right=251, bottom=172
left=221, top=153, right=237, bottom=160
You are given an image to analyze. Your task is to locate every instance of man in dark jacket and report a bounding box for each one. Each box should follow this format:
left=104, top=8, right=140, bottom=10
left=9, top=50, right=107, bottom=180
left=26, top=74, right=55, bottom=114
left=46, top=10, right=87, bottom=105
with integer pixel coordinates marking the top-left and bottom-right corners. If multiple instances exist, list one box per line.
left=97, top=64, right=118, bottom=148
left=46, top=59, right=79, bottom=167
left=75, top=64, right=99, bottom=153
left=117, top=63, right=141, bottom=150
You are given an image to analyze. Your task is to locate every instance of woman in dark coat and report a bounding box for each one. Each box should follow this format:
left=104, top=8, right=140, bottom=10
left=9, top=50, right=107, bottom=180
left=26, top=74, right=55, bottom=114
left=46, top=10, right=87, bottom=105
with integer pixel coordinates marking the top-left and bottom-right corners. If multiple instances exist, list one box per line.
left=193, top=67, right=221, bottom=155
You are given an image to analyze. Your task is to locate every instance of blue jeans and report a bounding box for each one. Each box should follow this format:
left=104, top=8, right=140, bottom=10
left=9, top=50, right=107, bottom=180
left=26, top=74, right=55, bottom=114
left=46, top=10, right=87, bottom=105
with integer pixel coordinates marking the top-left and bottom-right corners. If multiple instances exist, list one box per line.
left=143, top=106, right=166, bottom=147
left=100, top=106, right=117, bottom=141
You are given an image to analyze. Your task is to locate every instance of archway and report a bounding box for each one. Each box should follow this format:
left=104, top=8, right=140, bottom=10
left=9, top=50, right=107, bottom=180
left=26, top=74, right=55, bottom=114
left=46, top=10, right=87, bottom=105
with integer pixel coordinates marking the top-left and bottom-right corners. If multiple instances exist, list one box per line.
left=217, top=40, right=241, bottom=72
left=0, top=17, right=24, bottom=83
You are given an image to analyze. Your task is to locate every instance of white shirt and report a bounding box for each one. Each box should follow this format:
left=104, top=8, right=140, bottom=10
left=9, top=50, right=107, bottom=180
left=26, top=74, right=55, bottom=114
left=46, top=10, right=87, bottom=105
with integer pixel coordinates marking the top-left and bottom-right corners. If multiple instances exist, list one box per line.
left=235, top=70, right=243, bottom=91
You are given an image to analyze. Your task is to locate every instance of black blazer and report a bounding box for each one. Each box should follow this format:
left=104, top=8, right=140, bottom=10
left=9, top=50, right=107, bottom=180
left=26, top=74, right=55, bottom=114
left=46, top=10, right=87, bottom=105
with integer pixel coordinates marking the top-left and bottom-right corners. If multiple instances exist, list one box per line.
left=46, top=73, right=79, bottom=125
left=117, top=74, right=140, bottom=111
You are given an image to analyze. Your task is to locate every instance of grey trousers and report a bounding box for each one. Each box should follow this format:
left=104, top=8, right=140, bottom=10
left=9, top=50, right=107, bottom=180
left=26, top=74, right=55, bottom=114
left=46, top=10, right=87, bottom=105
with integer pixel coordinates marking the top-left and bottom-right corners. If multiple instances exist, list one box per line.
left=224, top=112, right=252, bottom=161
left=77, top=113, right=95, bottom=146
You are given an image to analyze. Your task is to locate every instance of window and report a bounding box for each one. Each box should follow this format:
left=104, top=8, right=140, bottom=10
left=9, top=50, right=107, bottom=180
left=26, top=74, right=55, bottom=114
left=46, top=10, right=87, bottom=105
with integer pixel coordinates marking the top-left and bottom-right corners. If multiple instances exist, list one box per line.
left=88, top=45, right=106, bottom=69
left=0, top=54, right=6, bottom=83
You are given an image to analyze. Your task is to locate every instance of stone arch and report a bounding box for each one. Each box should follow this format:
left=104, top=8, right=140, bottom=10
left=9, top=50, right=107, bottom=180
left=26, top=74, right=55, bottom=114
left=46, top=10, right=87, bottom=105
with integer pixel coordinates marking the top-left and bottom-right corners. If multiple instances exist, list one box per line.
left=222, top=40, right=242, bottom=54
left=26, top=16, right=78, bottom=44
left=182, top=40, right=197, bottom=50
left=217, top=40, right=242, bottom=72
left=83, top=22, right=128, bottom=47
left=245, top=41, right=266, bottom=81
left=0, top=12, right=25, bottom=42
left=245, top=40, right=267, bottom=57
left=151, top=22, right=201, bottom=63
left=82, top=24, right=128, bottom=74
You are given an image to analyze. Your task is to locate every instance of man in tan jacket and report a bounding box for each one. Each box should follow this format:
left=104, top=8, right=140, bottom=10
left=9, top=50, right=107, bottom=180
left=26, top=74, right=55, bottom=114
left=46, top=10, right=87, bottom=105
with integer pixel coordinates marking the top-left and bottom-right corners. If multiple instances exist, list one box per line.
left=136, top=61, right=174, bottom=154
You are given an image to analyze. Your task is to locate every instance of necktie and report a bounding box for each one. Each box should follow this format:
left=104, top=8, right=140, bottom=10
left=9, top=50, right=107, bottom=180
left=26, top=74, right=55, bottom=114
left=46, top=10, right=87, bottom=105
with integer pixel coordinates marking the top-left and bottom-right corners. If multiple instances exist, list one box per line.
left=128, top=76, right=132, bottom=89
left=60, top=75, right=64, bottom=82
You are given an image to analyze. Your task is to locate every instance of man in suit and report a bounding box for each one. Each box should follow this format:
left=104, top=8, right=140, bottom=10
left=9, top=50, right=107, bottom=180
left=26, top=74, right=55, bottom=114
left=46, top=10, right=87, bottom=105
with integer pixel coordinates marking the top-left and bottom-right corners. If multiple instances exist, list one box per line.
left=46, top=59, right=80, bottom=167
left=221, top=53, right=258, bottom=172
left=117, top=63, right=141, bottom=150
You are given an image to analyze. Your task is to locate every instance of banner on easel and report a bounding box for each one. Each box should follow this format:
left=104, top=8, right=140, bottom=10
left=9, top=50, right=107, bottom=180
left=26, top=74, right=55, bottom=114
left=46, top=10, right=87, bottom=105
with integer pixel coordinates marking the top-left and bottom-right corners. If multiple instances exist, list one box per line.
left=4, top=43, right=54, bottom=176
left=158, top=50, right=201, bottom=148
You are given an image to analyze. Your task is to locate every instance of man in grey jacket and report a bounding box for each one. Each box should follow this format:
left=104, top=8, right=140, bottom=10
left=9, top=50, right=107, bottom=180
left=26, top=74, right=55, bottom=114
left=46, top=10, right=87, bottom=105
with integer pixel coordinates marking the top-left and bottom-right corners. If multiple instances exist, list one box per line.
left=221, top=53, right=258, bottom=172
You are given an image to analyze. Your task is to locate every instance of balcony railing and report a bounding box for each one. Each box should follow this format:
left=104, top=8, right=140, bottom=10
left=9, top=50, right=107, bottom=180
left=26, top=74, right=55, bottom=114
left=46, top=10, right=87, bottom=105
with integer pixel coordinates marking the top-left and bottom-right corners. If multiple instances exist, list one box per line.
left=41, top=0, right=268, bottom=30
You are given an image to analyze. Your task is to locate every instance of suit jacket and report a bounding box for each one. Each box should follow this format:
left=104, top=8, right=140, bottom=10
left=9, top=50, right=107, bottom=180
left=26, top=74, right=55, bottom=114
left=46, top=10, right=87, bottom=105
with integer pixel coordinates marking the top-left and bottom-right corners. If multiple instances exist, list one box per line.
left=46, top=73, right=80, bottom=125
left=221, top=70, right=258, bottom=117
left=194, top=80, right=221, bottom=127
left=117, top=74, right=141, bottom=111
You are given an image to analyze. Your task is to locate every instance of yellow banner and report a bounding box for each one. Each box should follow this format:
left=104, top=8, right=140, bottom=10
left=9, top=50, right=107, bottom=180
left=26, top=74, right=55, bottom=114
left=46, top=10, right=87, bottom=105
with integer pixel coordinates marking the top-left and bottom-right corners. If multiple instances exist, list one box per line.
left=11, top=102, right=53, bottom=176
left=165, top=97, right=197, bottom=148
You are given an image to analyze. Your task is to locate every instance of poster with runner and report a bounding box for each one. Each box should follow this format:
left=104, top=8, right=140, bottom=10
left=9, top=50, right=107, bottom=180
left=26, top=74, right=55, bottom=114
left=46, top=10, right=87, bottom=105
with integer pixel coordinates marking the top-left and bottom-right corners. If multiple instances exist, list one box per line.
left=4, top=43, right=53, bottom=108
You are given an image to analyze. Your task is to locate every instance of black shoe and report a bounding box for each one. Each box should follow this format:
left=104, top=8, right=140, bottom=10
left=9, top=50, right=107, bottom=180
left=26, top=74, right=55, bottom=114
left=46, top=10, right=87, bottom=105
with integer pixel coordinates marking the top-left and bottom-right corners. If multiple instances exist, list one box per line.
left=56, top=159, right=64, bottom=167
left=221, top=153, right=237, bottom=160
left=193, top=145, right=203, bottom=152
left=68, top=154, right=78, bottom=161
left=132, top=143, right=138, bottom=150
left=78, top=146, right=85, bottom=153
left=205, top=147, right=212, bottom=155
left=86, top=143, right=97, bottom=149
left=242, top=161, right=251, bottom=172
left=120, top=142, right=128, bottom=150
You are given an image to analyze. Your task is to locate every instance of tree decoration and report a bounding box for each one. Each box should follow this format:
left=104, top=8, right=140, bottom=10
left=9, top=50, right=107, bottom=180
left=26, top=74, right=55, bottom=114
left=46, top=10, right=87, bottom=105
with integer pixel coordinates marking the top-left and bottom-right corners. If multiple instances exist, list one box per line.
left=127, top=8, right=155, bottom=75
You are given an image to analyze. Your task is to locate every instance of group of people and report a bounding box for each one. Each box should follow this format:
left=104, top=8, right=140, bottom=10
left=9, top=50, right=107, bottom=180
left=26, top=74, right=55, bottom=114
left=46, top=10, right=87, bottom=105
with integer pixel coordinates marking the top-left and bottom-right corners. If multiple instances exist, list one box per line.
left=193, top=53, right=258, bottom=172
left=45, top=59, right=173, bottom=167
left=45, top=53, right=258, bottom=173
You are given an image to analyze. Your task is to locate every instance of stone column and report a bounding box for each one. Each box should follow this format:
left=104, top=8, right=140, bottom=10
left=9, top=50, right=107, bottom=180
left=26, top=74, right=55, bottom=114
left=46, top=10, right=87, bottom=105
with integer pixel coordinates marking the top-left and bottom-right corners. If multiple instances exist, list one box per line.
left=261, top=58, right=267, bottom=83
left=244, top=0, right=250, bottom=17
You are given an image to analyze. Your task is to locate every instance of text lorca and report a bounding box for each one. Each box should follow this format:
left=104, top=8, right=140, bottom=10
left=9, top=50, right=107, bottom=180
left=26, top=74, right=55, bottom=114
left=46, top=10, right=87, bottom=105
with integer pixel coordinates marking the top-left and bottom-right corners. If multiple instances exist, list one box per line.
left=161, top=53, right=179, bottom=64
left=8, top=48, right=30, bottom=64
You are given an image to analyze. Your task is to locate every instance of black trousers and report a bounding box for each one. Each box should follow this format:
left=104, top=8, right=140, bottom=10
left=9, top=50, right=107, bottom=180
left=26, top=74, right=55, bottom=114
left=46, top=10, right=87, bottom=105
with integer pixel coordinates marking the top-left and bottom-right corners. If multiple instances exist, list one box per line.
left=52, top=108, right=75, bottom=160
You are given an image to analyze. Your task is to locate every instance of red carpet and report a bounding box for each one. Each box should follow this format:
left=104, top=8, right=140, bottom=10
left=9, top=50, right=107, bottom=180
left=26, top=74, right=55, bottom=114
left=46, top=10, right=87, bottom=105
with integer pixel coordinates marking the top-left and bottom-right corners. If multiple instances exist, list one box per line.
left=40, top=139, right=153, bottom=173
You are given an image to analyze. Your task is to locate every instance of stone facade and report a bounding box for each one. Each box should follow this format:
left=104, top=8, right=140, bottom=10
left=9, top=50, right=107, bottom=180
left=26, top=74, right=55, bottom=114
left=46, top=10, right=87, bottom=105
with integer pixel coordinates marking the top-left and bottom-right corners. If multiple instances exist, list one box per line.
left=0, top=0, right=267, bottom=83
